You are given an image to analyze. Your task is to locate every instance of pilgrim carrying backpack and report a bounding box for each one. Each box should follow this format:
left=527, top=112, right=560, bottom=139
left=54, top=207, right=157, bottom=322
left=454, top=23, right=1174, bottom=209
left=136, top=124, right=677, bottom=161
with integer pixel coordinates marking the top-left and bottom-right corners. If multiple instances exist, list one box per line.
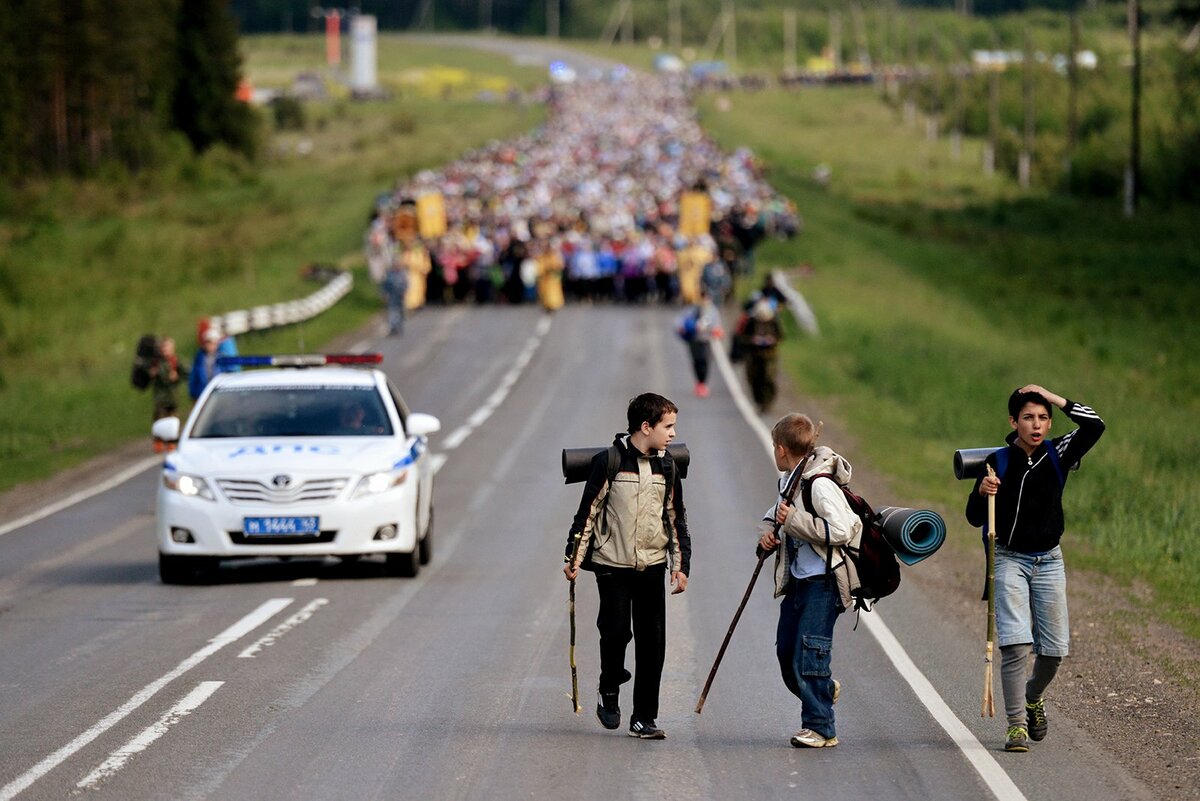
left=130, top=334, right=159, bottom=391
left=802, top=474, right=901, bottom=611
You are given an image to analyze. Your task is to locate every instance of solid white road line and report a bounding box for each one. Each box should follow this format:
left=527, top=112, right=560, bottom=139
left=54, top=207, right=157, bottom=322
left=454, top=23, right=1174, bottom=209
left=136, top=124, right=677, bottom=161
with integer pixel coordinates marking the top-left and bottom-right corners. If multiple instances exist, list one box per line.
left=0, top=455, right=162, bottom=539
left=0, top=598, right=293, bottom=801
left=238, top=598, right=330, bottom=658
left=75, top=681, right=225, bottom=790
left=711, top=341, right=1028, bottom=801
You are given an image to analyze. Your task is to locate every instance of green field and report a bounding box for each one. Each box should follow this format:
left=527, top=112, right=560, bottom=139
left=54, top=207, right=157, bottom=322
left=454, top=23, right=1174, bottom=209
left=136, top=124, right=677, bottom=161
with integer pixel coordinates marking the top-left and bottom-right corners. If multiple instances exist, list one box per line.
left=1, top=34, right=1196, bottom=640
left=696, top=85, right=1200, bottom=639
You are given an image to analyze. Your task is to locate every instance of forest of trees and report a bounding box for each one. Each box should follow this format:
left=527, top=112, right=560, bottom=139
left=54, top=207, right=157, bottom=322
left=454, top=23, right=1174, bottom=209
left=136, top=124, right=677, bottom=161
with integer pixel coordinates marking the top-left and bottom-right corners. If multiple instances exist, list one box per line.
left=0, top=0, right=255, bottom=181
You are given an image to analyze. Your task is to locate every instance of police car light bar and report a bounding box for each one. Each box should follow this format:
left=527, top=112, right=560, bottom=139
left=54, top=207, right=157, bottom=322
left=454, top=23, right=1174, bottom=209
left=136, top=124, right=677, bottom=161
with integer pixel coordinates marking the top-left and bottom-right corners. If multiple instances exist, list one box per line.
left=216, top=354, right=383, bottom=368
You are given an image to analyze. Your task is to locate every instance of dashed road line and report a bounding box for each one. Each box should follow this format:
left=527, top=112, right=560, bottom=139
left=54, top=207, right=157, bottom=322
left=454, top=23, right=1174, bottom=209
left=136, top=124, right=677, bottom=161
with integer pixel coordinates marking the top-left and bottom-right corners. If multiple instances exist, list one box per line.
left=0, top=598, right=293, bottom=801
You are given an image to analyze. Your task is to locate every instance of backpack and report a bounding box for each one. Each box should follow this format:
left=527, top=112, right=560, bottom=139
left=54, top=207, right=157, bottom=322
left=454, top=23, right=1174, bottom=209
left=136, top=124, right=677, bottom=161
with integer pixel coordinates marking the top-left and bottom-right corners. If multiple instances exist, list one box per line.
left=579, top=443, right=677, bottom=569
left=801, top=474, right=901, bottom=612
left=676, top=309, right=699, bottom=342
left=130, top=334, right=159, bottom=391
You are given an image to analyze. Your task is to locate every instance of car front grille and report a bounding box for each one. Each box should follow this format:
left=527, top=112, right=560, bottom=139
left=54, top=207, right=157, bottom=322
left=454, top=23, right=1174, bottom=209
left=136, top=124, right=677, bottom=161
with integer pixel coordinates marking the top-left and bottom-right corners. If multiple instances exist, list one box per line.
left=217, top=478, right=349, bottom=504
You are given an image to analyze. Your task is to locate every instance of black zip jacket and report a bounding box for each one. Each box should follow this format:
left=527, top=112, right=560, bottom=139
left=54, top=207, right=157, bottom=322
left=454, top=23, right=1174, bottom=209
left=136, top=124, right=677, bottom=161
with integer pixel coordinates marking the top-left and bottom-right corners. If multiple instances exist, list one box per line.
left=966, top=399, right=1105, bottom=554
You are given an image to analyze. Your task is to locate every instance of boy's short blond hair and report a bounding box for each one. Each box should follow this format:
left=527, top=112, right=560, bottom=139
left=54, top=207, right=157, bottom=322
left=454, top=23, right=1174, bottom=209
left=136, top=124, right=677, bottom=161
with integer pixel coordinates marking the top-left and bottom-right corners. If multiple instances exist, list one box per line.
left=772, top=413, right=818, bottom=457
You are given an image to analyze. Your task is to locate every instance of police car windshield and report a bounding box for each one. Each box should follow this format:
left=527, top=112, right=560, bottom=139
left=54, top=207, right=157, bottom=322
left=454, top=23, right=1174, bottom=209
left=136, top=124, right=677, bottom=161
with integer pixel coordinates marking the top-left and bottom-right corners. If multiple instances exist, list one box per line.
left=190, top=385, right=394, bottom=438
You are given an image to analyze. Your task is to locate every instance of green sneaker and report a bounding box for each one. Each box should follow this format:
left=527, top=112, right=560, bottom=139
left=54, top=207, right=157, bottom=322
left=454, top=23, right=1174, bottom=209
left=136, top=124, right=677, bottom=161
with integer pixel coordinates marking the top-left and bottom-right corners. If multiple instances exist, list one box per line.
left=1005, top=725, right=1029, bottom=753
left=1026, top=698, right=1048, bottom=741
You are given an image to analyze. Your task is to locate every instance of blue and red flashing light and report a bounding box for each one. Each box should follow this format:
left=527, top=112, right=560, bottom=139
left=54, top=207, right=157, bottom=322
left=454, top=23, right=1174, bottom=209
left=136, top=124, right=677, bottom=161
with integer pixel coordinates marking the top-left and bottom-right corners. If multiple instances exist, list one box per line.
left=216, top=354, right=383, bottom=369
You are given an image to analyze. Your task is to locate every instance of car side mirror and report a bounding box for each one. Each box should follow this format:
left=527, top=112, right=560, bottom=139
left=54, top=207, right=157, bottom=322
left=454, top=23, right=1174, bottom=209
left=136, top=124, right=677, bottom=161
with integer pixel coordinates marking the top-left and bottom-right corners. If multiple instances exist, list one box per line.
left=152, top=416, right=181, bottom=443
left=406, top=412, right=441, bottom=438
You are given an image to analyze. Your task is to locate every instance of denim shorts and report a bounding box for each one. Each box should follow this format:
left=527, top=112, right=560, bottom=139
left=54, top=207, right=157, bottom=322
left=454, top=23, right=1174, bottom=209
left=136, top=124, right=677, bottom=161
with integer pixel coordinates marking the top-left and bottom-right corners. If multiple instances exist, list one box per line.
left=994, top=545, right=1069, bottom=656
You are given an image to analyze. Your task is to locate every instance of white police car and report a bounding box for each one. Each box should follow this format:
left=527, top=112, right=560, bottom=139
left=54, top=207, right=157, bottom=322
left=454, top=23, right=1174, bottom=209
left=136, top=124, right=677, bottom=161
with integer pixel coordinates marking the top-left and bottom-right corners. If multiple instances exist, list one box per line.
left=150, top=354, right=440, bottom=583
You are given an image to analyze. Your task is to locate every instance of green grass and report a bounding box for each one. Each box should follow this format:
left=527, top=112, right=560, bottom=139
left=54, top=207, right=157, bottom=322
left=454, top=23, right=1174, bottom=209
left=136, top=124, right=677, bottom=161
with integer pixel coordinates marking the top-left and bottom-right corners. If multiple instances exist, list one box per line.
left=698, top=85, right=1200, bottom=639
left=0, top=36, right=546, bottom=490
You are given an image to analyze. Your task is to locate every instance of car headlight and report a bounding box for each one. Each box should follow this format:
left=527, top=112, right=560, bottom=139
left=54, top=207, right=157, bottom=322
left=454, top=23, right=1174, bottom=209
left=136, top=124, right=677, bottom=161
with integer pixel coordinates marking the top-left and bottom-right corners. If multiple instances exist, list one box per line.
left=162, top=471, right=216, bottom=501
left=352, top=468, right=408, bottom=498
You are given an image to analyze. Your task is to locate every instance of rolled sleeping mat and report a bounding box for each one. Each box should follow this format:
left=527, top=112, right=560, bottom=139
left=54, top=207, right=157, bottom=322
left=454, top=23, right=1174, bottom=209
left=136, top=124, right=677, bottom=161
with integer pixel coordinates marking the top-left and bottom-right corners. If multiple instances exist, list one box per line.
left=561, top=442, right=690, bottom=484
left=877, top=506, right=947, bottom=566
left=954, top=447, right=1080, bottom=480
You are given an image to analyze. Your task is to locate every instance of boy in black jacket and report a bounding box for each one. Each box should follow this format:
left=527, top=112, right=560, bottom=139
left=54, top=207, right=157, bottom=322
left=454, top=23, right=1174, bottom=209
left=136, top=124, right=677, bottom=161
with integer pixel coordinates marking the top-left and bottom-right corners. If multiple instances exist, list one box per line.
left=563, top=393, right=690, bottom=740
left=966, top=384, right=1105, bottom=753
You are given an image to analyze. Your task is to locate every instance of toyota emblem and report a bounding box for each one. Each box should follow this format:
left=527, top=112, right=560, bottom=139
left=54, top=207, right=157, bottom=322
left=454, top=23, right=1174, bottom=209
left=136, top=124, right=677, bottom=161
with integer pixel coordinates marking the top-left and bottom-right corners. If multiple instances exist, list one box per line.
left=271, top=474, right=292, bottom=489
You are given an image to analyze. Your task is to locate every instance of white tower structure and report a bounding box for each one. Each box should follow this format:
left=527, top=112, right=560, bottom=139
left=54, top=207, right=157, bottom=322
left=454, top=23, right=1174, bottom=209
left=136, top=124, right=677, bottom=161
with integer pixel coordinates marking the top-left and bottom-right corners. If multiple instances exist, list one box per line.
left=351, top=15, right=378, bottom=92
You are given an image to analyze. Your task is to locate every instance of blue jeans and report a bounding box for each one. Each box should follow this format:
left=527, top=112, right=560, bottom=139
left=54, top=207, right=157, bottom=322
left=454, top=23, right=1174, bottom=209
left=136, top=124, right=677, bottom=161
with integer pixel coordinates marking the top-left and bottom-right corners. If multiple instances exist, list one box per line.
left=776, top=576, right=839, bottom=739
left=995, top=545, right=1069, bottom=656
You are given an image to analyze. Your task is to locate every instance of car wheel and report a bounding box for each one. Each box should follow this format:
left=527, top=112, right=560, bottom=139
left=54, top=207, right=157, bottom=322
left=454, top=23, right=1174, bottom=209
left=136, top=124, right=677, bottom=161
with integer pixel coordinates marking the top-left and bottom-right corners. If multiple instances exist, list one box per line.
left=418, top=509, right=434, bottom=566
left=384, top=550, right=418, bottom=578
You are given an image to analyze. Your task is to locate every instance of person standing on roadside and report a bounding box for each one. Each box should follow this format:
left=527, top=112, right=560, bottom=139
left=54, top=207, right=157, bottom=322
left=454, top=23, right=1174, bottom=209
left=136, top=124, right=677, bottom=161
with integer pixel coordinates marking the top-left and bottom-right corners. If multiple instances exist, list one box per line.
left=150, top=337, right=186, bottom=422
left=563, top=393, right=691, bottom=740
left=966, top=385, right=1105, bottom=753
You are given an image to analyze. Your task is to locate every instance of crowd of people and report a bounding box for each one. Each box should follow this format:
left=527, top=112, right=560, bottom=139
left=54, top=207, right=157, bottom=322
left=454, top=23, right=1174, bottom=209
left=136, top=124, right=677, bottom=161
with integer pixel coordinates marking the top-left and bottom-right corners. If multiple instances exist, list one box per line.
left=364, top=70, right=801, bottom=319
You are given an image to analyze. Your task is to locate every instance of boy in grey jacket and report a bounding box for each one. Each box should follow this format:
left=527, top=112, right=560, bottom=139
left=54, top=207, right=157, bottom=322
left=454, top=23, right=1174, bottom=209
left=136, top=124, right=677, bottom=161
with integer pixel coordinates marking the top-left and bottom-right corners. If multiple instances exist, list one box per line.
left=758, top=413, right=859, bottom=748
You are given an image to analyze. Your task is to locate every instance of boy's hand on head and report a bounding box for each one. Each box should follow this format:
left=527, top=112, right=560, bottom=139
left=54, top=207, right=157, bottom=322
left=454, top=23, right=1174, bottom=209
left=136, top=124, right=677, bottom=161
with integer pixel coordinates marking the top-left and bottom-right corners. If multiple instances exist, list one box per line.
left=670, top=571, right=688, bottom=594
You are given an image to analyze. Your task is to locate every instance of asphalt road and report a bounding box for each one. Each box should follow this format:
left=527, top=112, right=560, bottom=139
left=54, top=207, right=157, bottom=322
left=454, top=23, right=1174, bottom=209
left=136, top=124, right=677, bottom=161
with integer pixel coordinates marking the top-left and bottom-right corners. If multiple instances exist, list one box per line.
left=0, top=305, right=1153, bottom=801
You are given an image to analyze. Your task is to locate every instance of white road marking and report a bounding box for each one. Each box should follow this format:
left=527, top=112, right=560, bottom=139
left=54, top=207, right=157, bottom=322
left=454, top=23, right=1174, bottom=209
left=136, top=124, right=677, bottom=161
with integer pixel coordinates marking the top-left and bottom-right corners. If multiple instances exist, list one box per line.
left=0, top=598, right=293, bottom=801
left=75, top=681, right=225, bottom=790
left=0, top=455, right=161, bottom=539
left=238, top=598, right=330, bottom=658
left=711, top=341, right=1028, bottom=801
left=290, top=578, right=319, bottom=587
left=439, top=315, right=552, bottom=451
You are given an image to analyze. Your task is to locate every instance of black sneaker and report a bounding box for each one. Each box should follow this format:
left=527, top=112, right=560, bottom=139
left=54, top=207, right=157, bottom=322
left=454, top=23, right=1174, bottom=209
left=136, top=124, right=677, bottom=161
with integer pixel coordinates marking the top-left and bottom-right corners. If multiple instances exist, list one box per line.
left=1026, top=698, right=1048, bottom=741
left=628, top=719, right=666, bottom=740
left=1005, top=725, right=1029, bottom=753
left=596, top=691, right=620, bottom=730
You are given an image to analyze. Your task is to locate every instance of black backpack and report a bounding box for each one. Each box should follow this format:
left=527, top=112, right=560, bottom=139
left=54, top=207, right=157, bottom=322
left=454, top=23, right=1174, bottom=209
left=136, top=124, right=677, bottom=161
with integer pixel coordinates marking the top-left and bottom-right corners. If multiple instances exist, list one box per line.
left=802, top=474, right=901, bottom=612
left=130, top=334, right=159, bottom=391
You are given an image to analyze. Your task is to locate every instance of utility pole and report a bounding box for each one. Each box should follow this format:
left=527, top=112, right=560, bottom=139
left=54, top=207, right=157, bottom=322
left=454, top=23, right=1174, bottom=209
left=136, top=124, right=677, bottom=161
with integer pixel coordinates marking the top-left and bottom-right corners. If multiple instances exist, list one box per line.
left=830, top=10, right=843, bottom=73
left=784, top=9, right=797, bottom=75
left=985, top=31, right=1000, bottom=176
left=1125, top=0, right=1141, bottom=217
left=1066, top=6, right=1080, bottom=192
left=669, top=0, right=681, bottom=53
left=724, top=1, right=736, bottom=71
left=547, top=0, right=559, bottom=39
left=1019, top=26, right=1034, bottom=189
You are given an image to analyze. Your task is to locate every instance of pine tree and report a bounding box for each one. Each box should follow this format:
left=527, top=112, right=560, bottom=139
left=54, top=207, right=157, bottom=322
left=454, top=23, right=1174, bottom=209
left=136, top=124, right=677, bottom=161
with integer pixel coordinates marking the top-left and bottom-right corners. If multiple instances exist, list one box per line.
left=172, top=0, right=257, bottom=157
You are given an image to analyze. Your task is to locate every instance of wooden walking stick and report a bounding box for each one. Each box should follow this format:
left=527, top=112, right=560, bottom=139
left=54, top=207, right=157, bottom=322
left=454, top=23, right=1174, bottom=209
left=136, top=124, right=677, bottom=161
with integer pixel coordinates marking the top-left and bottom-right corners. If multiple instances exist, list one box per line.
left=982, top=464, right=997, bottom=718
left=695, top=461, right=806, bottom=714
left=695, top=549, right=769, bottom=714
left=567, top=530, right=586, bottom=714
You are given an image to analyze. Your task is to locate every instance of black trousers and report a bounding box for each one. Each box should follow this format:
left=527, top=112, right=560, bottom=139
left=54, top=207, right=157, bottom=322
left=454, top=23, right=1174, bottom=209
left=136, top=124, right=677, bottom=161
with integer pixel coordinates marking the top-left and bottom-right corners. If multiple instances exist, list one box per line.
left=594, top=563, right=667, bottom=722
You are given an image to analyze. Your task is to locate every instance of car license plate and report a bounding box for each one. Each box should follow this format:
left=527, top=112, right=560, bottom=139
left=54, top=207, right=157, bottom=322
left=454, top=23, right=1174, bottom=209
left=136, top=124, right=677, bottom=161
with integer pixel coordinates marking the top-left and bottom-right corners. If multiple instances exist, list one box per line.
left=243, top=516, right=320, bottom=536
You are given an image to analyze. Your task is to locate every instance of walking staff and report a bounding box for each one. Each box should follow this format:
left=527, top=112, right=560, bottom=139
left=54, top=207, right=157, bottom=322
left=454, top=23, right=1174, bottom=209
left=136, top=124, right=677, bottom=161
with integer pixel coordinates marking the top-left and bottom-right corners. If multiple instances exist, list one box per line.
left=695, top=458, right=806, bottom=714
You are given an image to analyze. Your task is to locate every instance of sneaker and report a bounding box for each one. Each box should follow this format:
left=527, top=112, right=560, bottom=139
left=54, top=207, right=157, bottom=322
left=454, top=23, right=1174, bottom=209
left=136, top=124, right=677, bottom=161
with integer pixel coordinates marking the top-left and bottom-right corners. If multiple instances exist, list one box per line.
left=628, top=719, right=666, bottom=740
left=832, top=678, right=841, bottom=704
left=596, top=691, right=620, bottom=730
left=790, top=728, right=838, bottom=748
left=1026, top=698, right=1048, bottom=741
left=1005, top=725, right=1029, bottom=752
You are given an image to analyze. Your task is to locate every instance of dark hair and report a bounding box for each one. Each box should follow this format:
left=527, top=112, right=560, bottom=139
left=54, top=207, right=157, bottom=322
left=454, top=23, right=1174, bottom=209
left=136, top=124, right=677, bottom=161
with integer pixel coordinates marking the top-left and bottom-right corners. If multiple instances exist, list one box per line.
left=1008, top=389, right=1053, bottom=420
left=627, top=393, right=678, bottom=434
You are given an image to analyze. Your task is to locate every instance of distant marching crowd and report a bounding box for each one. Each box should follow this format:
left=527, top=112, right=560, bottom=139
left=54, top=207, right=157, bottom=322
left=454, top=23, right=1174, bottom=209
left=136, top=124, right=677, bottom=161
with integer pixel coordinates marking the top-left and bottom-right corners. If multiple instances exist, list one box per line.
left=363, top=69, right=801, bottom=325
